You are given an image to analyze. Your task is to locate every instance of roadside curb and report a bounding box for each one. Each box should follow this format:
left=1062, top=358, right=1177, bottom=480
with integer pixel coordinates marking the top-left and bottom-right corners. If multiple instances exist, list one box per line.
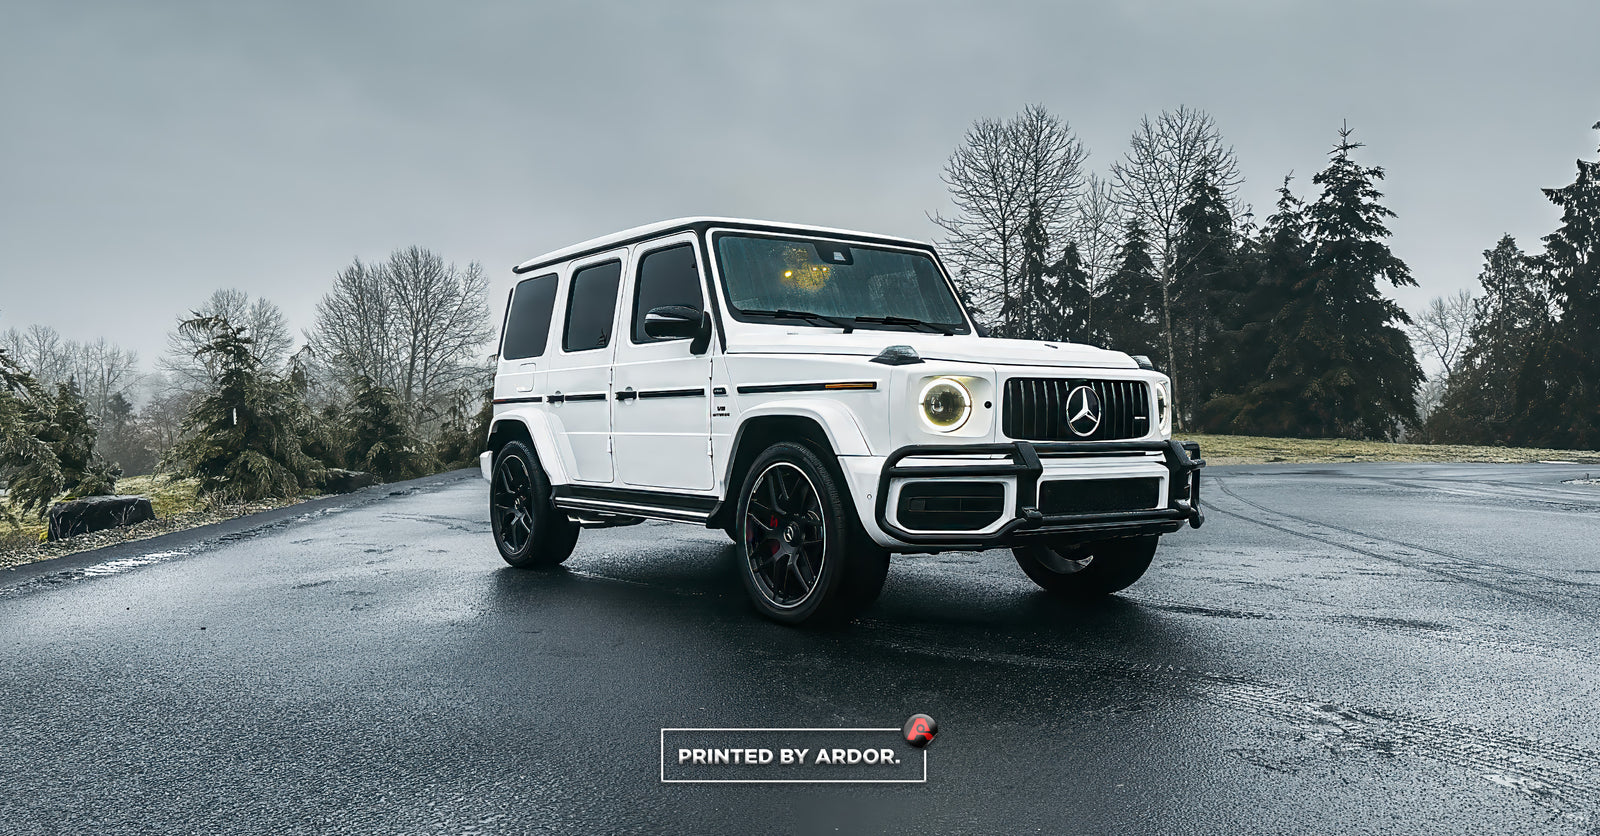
left=0, top=469, right=478, bottom=590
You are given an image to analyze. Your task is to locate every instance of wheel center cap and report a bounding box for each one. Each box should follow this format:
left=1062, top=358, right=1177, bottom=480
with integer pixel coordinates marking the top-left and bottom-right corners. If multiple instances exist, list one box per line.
left=783, top=523, right=801, bottom=544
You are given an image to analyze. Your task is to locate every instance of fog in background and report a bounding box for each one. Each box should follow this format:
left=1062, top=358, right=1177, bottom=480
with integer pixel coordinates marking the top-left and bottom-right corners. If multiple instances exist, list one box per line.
left=3, top=0, right=1596, bottom=366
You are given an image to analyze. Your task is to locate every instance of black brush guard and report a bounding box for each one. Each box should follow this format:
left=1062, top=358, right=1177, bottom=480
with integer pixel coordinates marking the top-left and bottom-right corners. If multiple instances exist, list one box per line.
left=874, top=439, right=1205, bottom=549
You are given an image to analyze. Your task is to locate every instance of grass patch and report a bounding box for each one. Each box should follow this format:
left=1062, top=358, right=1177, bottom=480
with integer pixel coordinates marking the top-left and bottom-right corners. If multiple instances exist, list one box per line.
left=1189, top=433, right=1600, bottom=466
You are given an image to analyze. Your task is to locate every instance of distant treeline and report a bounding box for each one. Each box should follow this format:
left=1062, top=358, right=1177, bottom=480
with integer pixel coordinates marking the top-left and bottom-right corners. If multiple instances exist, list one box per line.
left=936, top=107, right=1600, bottom=449
left=1, top=247, right=493, bottom=520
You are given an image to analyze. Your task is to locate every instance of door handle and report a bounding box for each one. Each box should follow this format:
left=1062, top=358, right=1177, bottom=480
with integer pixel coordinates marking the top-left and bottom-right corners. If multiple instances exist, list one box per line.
left=548, top=393, right=565, bottom=404
left=615, top=388, right=638, bottom=402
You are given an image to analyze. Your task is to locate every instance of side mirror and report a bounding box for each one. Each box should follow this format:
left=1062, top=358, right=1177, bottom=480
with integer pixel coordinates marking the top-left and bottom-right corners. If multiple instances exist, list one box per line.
left=644, top=306, right=712, bottom=354
left=644, top=306, right=701, bottom=339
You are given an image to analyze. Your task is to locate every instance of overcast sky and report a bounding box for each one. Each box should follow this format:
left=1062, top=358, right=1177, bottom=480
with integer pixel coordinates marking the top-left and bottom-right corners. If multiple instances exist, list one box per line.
left=3, top=0, right=1597, bottom=370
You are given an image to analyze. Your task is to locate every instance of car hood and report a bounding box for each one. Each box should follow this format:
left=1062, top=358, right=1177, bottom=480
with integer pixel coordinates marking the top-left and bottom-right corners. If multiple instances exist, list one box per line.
left=724, top=331, right=1138, bottom=370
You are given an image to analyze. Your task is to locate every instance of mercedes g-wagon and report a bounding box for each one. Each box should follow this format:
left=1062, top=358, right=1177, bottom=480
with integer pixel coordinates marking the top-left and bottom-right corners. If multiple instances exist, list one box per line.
left=482, top=218, right=1204, bottom=624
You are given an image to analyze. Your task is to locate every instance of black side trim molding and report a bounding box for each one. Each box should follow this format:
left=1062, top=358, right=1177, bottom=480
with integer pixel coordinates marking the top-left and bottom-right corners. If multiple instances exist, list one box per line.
left=560, top=393, right=607, bottom=402
left=735, top=381, right=878, bottom=395
left=637, top=387, right=706, bottom=400
left=492, top=396, right=544, bottom=404
left=553, top=484, right=717, bottom=514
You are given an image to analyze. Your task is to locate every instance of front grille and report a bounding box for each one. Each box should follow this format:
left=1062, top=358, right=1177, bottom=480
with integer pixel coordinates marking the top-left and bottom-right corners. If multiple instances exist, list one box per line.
left=1038, top=478, right=1161, bottom=515
left=1001, top=378, right=1150, bottom=441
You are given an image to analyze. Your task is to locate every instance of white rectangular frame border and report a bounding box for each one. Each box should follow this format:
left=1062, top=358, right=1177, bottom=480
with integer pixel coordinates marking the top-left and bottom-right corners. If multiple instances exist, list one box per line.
left=660, top=727, right=928, bottom=784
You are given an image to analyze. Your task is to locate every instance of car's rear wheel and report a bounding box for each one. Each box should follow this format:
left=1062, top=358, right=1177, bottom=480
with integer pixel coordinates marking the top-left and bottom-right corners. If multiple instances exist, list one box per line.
left=490, top=441, right=579, bottom=568
left=1012, top=535, right=1157, bottom=597
left=735, top=442, right=888, bottom=625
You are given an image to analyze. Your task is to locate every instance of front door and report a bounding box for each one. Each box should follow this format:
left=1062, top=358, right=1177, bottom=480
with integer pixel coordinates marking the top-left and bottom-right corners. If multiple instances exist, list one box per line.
left=611, top=235, right=713, bottom=491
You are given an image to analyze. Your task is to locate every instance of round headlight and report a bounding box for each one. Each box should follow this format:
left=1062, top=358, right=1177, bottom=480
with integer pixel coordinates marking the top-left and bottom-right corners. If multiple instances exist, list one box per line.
left=919, top=377, right=971, bottom=432
left=1156, top=381, right=1172, bottom=435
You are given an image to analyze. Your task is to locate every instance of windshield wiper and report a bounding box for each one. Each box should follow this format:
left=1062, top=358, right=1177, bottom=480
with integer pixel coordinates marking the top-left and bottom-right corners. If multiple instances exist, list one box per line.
left=741, top=308, right=855, bottom=333
left=851, top=315, right=955, bottom=336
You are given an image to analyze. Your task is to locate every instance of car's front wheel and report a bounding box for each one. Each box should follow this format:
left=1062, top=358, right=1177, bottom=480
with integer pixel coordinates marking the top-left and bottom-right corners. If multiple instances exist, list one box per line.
left=1012, top=535, right=1157, bottom=597
left=735, top=442, right=888, bottom=625
left=490, top=441, right=580, bottom=568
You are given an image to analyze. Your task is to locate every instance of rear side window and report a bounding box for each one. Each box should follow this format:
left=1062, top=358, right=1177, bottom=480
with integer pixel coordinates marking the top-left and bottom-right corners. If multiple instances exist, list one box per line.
left=501, top=273, right=558, bottom=360
left=631, top=244, right=703, bottom=343
left=563, top=260, right=622, bottom=352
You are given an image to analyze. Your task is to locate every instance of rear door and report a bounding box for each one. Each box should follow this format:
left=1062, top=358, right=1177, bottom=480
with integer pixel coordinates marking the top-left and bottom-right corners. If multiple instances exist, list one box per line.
left=611, top=235, right=713, bottom=491
left=493, top=271, right=559, bottom=402
left=546, top=251, right=626, bottom=483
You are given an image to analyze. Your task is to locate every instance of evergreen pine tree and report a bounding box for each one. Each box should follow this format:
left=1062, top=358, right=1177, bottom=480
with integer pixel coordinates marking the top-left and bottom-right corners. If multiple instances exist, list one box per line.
left=1098, top=219, right=1162, bottom=357
left=343, top=377, right=432, bottom=482
left=1425, top=236, right=1554, bottom=443
left=100, top=391, right=156, bottom=476
left=163, top=316, right=321, bottom=501
left=1213, top=177, right=1313, bottom=433
left=1053, top=242, right=1095, bottom=342
left=1525, top=124, right=1600, bottom=447
left=434, top=388, right=492, bottom=469
left=0, top=348, right=64, bottom=521
left=0, top=355, right=118, bottom=517
left=1244, top=127, right=1422, bottom=439
left=1169, top=167, right=1238, bottom=418
left=1008, top=201, right=1069, bottom=341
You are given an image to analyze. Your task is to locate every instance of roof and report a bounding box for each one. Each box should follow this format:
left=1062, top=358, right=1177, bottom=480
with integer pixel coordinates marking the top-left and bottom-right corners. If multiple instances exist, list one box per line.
left=511, top=217, right=934, bottom=275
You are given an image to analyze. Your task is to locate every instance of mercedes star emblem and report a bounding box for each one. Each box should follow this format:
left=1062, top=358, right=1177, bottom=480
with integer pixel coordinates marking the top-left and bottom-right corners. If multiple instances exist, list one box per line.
left=1065, top=385, right=1102, bottom=437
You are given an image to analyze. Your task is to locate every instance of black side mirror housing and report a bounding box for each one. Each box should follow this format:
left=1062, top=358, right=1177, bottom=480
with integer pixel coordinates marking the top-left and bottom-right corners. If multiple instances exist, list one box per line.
left=645, top=306, right=713, bottom=354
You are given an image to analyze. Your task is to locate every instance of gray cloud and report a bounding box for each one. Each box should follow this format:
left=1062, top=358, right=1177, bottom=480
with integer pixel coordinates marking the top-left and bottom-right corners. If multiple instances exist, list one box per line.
left=3, top=0, right=1596, bottom=366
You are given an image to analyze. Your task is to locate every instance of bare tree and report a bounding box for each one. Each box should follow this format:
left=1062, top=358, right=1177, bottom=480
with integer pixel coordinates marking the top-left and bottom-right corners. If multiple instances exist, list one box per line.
left=306, top=247, right=492, bottom=431
left=0, top=326, right=141, bottom=423
left=1410, top=289, right=1476, bottom=383
left=1070, top=175, right=1124, bottom=341
left=71, top=338, right=142, bottom=423
left=161, top=289, right=293, bottom=389
left=933, top=104, right=1088, bottom=334
left=1, top=324, right=73, bottom=384
left=1110, top=107, right=1241, bottom=409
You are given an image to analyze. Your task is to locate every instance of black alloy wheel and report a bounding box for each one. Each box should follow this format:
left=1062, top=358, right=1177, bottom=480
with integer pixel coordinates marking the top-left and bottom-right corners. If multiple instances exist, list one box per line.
left=735, top=442, right=889, bottom=625
left=490, top=440, right=579, bottom=568
left=744, top=461, right=827, bottom=608
left=1012, top=535, right=1158, bottom=597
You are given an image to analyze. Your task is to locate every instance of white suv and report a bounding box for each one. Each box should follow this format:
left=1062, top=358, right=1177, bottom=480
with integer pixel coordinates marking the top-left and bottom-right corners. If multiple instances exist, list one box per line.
left=481, top=218, right=1204, bottom=624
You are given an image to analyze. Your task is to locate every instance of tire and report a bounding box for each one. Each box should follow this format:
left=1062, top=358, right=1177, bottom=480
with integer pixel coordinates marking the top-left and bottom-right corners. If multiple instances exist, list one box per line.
left=490, top=441, right=580, bottom=568
left=734, top=442, right=889, bottom=625
left=723, top=526, right=740, bottom=543
left=1012, top=535, right=1158, bottom=597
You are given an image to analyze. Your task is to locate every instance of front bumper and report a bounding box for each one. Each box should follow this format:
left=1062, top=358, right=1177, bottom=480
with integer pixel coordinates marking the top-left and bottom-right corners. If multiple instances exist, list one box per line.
left=871, top=439, right=1205, bottom=549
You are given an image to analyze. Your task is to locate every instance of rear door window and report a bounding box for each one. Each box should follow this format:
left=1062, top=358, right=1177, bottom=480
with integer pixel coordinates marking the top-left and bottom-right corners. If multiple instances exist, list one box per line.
left=501, top=273, right=558, bottom=360
left=563, top=260, right=623, bottom=352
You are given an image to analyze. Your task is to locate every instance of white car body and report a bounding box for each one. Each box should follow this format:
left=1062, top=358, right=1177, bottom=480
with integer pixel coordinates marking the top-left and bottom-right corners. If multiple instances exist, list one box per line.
left=482, top=217, right=1204, bottom=553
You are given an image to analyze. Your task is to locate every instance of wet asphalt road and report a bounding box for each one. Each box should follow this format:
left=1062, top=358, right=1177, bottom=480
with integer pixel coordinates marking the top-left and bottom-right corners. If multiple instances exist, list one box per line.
left=3, top=463, right=1600, bottom=834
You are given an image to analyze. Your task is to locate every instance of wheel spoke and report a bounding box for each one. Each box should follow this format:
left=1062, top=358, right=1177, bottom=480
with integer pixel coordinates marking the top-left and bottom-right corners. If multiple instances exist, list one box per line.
left=764, top=475, right=783, bottom=516
left=790, top=553, right=816, bottom=592
left=792, top=477, right=815, bottom=516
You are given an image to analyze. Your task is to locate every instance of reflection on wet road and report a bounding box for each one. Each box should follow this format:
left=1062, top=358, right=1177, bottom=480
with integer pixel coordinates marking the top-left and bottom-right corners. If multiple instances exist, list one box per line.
left=1, top=464, right=1597, bottom=834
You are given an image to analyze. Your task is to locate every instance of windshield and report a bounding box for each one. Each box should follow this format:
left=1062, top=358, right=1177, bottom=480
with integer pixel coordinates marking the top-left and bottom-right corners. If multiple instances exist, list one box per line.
left=713, top=232, right=971, bottom=333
